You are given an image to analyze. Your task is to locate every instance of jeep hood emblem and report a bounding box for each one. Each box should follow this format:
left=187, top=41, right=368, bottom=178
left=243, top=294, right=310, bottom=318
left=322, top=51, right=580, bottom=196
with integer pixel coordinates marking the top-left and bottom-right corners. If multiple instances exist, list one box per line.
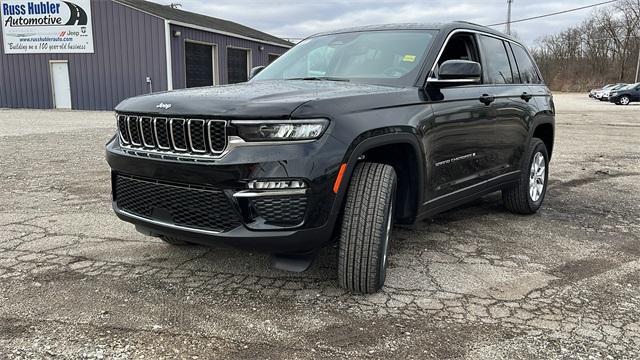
left=156, top=102, right=172, bottom=110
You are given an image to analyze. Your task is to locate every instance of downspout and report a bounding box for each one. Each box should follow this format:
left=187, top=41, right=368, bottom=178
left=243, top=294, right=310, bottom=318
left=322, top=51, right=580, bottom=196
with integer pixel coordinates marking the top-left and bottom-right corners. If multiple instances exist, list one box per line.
left=164, top=20, right=173, bottom=90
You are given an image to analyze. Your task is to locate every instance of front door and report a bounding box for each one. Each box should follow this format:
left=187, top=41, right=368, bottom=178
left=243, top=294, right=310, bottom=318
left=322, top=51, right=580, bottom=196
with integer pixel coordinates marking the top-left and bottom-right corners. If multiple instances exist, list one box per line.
left=422, top=32, right=496, bottom=201
left=50, top=61, right=72, bottom=109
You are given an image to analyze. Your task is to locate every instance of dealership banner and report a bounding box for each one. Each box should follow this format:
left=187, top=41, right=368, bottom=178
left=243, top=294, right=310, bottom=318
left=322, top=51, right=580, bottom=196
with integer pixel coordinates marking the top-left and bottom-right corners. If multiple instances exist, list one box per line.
left=1, top=0, right=94, bottom=54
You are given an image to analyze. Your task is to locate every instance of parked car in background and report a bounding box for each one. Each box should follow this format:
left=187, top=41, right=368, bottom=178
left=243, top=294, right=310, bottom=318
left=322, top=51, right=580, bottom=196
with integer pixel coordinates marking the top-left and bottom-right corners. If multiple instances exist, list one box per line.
left=609, top=82, right=640, bottom=105
left=589, top=84, right=616, bottom=98
left=106, top=22, right=555, bottom=294
left=601, top=83, right=627, bottom=101
left=591, top=83, right=623, bottom=100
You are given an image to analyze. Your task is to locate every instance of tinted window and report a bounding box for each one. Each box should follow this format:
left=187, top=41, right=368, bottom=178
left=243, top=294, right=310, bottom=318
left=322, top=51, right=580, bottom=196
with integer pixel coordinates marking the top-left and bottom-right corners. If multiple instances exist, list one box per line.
left=479, top=35, right=514, bottom=84
left=511, top=44, right=541, bottom=84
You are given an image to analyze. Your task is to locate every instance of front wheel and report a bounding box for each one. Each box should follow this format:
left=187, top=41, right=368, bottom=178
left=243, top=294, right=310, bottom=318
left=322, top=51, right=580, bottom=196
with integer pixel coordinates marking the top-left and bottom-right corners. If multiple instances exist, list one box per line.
left=338, top=162, right=397, bottom=294
left=502, top=138, right=549, bottom=214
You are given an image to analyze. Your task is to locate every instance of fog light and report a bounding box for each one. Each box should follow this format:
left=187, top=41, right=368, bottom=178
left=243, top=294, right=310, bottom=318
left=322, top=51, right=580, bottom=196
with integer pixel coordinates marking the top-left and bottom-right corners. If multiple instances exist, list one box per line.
left=247, top=179, right=307, bottom=190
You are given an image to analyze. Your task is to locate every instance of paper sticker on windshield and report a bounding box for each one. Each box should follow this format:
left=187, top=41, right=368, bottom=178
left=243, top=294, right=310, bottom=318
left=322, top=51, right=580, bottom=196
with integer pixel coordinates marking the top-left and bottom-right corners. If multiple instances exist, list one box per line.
left=402, top=55, right=416, bottom=62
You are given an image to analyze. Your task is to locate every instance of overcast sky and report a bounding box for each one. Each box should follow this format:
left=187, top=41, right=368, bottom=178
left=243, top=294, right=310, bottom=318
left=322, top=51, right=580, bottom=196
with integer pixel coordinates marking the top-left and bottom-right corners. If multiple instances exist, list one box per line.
left=158, top=0, right=609, bottom=46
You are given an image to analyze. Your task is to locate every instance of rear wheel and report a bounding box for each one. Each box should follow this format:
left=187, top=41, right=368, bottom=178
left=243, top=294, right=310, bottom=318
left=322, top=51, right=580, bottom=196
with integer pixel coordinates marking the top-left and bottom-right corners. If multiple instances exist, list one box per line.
left=620, top=96, right=631, bottom=105
left=338, top=162, right=397, bottom=294
left=502, top=138, right=549, bottom=214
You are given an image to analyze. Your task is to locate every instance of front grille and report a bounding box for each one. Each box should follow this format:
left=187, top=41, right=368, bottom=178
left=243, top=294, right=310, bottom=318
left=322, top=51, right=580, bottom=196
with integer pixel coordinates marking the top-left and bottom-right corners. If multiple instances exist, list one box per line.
left=117, top=114, right=227, bottom=156
left=115, top=175, right=242, bottom=233
left=252, top=197, right=308, bottom=226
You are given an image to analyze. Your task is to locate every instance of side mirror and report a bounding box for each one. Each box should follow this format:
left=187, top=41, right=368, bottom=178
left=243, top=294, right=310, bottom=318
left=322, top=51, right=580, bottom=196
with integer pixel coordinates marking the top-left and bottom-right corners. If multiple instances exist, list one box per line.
left=428, top=60, right=481, bottom=86
left=249, top=66, right=266, bottom=80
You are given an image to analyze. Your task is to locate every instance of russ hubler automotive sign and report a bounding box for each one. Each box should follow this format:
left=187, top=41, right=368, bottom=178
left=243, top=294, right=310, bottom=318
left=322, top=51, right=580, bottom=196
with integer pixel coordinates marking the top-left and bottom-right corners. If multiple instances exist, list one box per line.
left=1, top=0, right=93, bottom=54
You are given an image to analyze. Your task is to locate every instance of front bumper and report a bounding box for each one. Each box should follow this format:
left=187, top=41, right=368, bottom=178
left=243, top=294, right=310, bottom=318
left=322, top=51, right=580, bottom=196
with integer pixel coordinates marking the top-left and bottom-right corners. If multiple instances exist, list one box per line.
left=106, top=134, right=348, bottom=252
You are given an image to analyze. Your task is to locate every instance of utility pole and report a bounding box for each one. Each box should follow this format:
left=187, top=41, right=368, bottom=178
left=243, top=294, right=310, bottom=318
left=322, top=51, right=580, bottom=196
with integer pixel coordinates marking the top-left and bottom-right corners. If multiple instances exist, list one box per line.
left=506, top=0, right=513, bottom=35
left=636, top=46, right=640, bottom=83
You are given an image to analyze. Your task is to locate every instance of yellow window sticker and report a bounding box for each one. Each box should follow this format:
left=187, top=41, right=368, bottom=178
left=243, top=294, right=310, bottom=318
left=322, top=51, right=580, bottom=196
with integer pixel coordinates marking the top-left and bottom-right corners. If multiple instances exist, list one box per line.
left=402, top=55, right=416, bottom=62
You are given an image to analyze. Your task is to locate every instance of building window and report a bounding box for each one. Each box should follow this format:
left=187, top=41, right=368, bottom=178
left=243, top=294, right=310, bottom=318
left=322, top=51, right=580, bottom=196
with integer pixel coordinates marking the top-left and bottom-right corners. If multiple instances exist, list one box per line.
left=227, top=48, right=250, bottom=84
left=268, top=53, right=279, bottom=64
left=185, top=41, right=215, bottom=88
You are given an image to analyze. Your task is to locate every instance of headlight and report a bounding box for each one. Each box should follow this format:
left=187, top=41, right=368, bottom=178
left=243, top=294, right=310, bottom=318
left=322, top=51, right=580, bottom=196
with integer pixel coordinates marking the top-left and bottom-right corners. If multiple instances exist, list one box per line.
left=232, top=119, right=329, bottom=142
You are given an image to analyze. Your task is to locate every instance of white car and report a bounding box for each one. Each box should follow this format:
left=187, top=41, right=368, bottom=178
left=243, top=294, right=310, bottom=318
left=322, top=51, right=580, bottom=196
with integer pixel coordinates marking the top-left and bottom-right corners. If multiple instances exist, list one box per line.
left=601, top=84, right=627, bottom=101
left=590, top=83, right=621, bottom=99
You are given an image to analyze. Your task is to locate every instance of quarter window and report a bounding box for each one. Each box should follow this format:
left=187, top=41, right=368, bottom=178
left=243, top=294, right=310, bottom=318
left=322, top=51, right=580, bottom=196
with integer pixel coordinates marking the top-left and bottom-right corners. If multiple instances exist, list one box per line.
left=479, top=35, right=514, bottom=84
left=510, top=44, right=541, bottom=84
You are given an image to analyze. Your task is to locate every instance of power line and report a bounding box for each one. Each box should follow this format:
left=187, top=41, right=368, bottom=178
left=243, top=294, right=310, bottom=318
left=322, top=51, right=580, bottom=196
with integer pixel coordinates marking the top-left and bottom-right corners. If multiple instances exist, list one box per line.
left=487, top=0, right=620, bottom=26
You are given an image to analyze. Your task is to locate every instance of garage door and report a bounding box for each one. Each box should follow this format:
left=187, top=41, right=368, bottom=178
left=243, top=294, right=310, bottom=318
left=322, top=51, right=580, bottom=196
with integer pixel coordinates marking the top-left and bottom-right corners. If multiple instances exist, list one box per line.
left=227, top=48, right=249, bottom=84
left=185, top=42, right=215, bottom=88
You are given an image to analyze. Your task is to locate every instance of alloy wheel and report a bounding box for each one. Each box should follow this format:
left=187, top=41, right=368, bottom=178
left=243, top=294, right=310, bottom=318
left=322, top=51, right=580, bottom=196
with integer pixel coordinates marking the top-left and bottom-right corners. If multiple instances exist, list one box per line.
left=529, top=152, right=546, bottom=202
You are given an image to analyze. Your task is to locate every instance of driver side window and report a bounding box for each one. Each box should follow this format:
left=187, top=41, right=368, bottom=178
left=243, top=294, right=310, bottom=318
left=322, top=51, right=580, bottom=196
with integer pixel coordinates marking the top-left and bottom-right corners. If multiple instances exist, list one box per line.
left=435, top=33, right=481, bottom=79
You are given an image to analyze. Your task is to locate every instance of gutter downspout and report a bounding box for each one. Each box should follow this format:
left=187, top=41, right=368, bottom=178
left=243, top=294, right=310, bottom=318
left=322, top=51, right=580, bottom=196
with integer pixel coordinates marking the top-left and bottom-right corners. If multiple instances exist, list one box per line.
left=164, top=20, right=174, bottom=91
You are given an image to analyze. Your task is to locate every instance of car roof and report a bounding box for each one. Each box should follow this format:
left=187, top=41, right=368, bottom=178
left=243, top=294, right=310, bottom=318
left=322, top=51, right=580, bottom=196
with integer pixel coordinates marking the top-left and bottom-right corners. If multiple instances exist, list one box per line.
left=310, top=22, right=519, bottom=43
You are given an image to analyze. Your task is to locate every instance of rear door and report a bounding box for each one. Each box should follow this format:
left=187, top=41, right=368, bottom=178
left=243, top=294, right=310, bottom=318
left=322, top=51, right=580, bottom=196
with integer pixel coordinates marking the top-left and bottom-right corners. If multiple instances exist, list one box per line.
left=477, top=35, right=530, bottom=176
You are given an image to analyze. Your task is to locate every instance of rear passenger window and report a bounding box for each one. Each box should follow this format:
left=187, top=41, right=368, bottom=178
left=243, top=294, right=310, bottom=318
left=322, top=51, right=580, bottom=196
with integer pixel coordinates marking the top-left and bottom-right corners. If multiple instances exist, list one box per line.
left=479, top=35, right=514, bottom=84
left=510, top=44, right=541, bottom=84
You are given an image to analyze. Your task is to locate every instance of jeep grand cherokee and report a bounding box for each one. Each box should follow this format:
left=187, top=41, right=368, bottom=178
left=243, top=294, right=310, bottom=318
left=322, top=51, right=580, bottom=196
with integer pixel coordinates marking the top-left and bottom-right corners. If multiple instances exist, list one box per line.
left=106, top=22, right=555, bottom=294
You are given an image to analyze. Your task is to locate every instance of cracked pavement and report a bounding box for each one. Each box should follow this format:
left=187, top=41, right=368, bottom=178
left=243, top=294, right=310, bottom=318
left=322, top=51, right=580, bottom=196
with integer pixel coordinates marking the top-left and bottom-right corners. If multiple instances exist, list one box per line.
left=1, top=93, right=639, bottom=359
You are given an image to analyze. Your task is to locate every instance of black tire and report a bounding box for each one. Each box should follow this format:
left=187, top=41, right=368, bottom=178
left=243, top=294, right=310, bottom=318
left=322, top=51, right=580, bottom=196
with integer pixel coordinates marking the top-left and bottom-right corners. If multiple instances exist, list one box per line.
left=160, top=235, right=191, bottom=245
left=502, top=138, right=549, bottom=214
left=338, top=162, right=397, bottom=294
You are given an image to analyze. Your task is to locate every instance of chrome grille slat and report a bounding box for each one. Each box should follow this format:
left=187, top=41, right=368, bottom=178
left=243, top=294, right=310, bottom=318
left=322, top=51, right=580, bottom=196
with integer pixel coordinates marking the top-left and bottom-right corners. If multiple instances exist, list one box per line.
left=117, top=115, right=130, bottom=144
left=127, top=116, right=141, bottom=146
left=118, top=113, right=228, bottom=158
left=208, top=120, right=227, bottom=153
left=170, top=118, right=188, bottom=151
left=154, top=118, right=171, bottom=150
left=187, top=119, right=208, bottom=153
left=140, top=117, right=155, bottom=148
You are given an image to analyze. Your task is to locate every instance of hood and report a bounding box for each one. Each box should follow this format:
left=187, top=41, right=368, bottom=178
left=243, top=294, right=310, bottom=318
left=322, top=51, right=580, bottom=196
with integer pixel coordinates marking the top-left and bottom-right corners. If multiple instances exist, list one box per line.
left=115, top=80, right=415, bottom=118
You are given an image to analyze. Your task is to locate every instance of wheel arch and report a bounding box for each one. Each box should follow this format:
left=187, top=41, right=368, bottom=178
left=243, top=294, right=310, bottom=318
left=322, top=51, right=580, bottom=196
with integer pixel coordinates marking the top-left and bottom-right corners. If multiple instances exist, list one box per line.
left=530, top=117, right=555, bottom=161
left=336, top=130, right=425, bottom=224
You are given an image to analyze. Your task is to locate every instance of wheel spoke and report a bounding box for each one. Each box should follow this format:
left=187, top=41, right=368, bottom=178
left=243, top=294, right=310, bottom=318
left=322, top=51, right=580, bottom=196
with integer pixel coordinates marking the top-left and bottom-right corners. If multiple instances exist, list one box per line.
left=528, top=151, right=546, bottom=202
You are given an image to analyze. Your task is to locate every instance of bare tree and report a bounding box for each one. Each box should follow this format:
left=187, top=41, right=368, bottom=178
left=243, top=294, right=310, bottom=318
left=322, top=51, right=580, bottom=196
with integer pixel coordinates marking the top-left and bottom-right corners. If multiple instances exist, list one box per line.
left=531, top=2, right=640, bottom=91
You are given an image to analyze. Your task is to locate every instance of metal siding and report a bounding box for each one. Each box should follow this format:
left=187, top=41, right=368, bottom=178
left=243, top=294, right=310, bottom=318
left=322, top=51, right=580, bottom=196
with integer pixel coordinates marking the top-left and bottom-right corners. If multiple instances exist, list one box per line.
left=0, top=0, right=167, bottom=110
left=170, top=24, right=289, bottom=88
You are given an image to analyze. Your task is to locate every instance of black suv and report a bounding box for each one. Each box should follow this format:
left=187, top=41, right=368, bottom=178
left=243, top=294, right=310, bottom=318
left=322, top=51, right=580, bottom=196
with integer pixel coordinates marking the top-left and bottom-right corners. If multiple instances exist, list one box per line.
left=609, top=82, right=640, bottom=105
left=106, top=22, right=554, bottom=293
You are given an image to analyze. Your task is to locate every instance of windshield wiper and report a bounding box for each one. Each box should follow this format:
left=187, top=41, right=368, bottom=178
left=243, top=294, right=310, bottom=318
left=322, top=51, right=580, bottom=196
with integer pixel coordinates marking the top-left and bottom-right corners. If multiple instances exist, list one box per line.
left=285, top=76, right=350, bottom=82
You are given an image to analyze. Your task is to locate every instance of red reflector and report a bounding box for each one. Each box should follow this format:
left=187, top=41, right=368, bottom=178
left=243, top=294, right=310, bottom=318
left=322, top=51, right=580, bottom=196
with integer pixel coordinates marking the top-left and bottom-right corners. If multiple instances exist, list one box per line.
left=333, top=163, right=347, bottom=194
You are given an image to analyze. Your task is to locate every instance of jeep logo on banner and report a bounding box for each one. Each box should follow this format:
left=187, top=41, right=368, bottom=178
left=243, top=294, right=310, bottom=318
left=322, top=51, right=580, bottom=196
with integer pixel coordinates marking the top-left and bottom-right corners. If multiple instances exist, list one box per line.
left=1, top=0, right=94, bottom=53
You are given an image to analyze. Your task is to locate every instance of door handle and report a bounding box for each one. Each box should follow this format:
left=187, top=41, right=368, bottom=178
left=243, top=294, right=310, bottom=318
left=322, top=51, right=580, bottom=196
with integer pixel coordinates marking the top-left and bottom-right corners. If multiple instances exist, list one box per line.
left=521, top=92, right=533, bottom=102
left=479, top=94, right=495, bottom=105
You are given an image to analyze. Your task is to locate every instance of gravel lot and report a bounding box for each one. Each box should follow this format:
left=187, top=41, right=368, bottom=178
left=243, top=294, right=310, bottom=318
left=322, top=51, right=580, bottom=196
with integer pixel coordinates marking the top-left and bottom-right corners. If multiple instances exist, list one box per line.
left=0, top=93, right=639, bottom=359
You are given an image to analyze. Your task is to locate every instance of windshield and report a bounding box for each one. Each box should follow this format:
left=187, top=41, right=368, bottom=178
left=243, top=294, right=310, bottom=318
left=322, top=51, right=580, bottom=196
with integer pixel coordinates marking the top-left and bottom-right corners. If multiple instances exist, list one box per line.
left=622, top=82, right=640, bottom=90
left=253, top=30, right=437, bottom=86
